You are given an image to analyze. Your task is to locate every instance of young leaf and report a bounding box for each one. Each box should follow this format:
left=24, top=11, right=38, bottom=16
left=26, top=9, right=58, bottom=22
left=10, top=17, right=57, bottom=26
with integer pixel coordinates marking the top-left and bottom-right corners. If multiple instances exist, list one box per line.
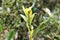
left=20, top=14, right=27, bottom=22
left=30, top=14, right=35, bottom=24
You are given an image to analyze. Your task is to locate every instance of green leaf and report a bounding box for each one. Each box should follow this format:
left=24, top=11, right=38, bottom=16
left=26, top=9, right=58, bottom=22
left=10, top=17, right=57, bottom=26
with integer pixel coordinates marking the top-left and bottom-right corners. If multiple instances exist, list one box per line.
left=30, top=14, right=35, bottom=24
left=5, top=30, right=15, bottom=40
left=0, top=25, right=4, bottom=32
left=52, top=33, right=60, bottom=40
left=33, top=18, right=50, bottom=37
left=20, top=14, right=27, bottom=22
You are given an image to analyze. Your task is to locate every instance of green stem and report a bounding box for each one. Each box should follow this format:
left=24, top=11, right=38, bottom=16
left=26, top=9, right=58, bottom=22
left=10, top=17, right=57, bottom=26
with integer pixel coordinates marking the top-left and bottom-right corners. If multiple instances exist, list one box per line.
left=26, top=23, right=30, bottom=33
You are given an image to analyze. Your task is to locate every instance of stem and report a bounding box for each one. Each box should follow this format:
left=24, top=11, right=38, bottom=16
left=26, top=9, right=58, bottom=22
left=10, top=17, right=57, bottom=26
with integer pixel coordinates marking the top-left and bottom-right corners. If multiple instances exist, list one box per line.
left=26, top=23, right=30, bottom=33
left=26, top=13, right=33, bottom=40
left=30, top=35, right=33, bottom=40
left=26, top=23, right=32, bottom=40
